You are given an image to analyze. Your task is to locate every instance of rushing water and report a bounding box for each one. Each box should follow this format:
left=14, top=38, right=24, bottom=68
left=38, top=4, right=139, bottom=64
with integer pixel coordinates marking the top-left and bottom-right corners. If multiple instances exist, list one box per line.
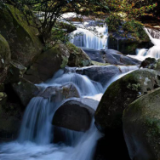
left=128, top=28, right=160, bottom=60
left=0, top=65, right=138, bottom=160
left=70, top=24, right=108, bottom=50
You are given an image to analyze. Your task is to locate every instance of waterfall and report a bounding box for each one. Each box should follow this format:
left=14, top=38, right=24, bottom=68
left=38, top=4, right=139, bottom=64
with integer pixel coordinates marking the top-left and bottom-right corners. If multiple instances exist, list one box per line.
left=144, top=28, right=160, bottom=46
left=0, top=65, right=139, bottom=160
left=70, top=26, right=108, bottom=50
left=128, top=28, right=160, bottom=60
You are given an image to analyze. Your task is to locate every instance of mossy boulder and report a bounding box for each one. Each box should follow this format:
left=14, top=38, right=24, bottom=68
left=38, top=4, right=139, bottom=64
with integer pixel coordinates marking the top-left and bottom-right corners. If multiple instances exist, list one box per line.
left=56, top=22, right=76, bottom=33
left=95, top=69, right=160, bottom=132
left=12, top=78, right=40, bottom=107
left=0, top=34, right=11, bottom=83
left=123, top=88, right=160, bottom=160
left=66, top=42, right=91, bottom=67
left=0, top=3, right=43, bottom=66
left=24, top=42, right=70, bottom=83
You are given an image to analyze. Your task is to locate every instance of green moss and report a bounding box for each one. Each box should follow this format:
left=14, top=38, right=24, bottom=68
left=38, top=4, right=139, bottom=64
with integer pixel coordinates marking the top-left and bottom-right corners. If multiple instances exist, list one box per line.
left=91, top=61, right=110, bottom=66
left=61, top=56, right=68, bottom=68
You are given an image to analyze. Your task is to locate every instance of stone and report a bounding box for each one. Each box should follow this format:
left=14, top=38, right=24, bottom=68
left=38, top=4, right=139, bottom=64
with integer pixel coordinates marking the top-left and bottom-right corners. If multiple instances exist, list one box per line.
left=123, top=88, right=160, bottom=160
left=24, top=42, right=70, bottom=83
left=52, top=100, right=94, bottom=132
left=12, top=78, right=40, bottom=106
left=95, top=69, right=160, bottom=132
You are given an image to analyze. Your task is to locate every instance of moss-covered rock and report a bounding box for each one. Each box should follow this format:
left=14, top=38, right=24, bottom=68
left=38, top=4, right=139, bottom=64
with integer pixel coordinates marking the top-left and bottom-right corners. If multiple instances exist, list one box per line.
left=95, top=69, right=160, bottom=132
left=12, top=78, right=40, bottom=107
left=123, top=88, right=160, bottom=160
left=24, top=42, right=70, bottom=83
left=0, top=3, right=43, bottom=66
left=66, top=42, right=91, bottom=67
left=0, top=34, right=11, bottom=83
left=55, top=22, right=76, bottom=33
left=107, top=20, right=151, bottom=55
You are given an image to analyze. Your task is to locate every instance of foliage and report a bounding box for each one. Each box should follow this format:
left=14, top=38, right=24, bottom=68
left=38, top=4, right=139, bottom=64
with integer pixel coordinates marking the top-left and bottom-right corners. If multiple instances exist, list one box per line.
left=105, top=13, right=122, bottom=31
left=122, top=20, right=148, bottom=41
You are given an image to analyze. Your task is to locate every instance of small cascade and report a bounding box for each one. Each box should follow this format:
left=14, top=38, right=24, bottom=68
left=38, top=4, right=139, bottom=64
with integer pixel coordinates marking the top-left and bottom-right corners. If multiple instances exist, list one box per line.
left=128, top=29, right=160, bottom=60
left=70, top=25, right=108, bottom=50
left=38, top=69, right=103, bottom=96
left=18, top=97, right=60, bottom=144
left=147, top=28, right=160, bottom=39
left=144, top=28, right=160, bottom=46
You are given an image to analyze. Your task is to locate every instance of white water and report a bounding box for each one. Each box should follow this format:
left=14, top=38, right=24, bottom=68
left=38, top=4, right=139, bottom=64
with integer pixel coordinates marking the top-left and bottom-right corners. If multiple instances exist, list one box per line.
left=0, top=65, right=138, bottom=160
left=128, top=28, right=160, bottom=61
left=70, top=25, right=108, bottom=50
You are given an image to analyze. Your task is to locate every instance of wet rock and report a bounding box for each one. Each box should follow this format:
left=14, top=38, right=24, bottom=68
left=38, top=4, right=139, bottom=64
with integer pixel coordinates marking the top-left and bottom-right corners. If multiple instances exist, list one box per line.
left=123, top=88, right=160, bottom=160
left=0, top=34, right=11, bottom=83
left=38, top=83, right=80, bottom=102
left=103, top=49, right=140, bottom=65
left=12, top=78, right=40, bottom=106
left=95, top=69, right=160, bottom=132
left=82, top=48, right=140, bottom=65
left=140, top=57, right=156, bottom=69
left=76, top=65, right=121, bottom=86
left=52, top=100, right=94, bottom=132
left=24, top=42, right=70, bottom=83
left=0, top=3, right=43, bottom=66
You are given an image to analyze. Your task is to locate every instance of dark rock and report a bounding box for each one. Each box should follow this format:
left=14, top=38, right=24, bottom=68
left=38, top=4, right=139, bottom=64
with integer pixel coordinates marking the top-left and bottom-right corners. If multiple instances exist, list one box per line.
left=76, top=65, right=121, bottom=86
left=52, top=100, right=94, bottom=132
left=140, top=57, right=156, bottom=69
left=95, top=69, right=160, bottom=132
left=12, top=78, right=40, bottom=106
left=123, top=88, right=160, bottom=160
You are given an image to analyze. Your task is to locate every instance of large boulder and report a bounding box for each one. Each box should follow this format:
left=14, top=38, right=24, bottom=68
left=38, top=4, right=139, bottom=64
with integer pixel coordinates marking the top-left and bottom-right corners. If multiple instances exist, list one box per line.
left=38, top=83, right=80, bottom=102
left=52, top=99, right=94, bottom=132
left=0, top=3, right=43, bottom=66
left=0, top=34, right=11, bottom=83
left=95, top=69, right=160, bottom=132
left=12, top=78, right=40, bottom=106
left=24, top=42, right=70, bottom=83
left=123, top=88, right=160, bottom=160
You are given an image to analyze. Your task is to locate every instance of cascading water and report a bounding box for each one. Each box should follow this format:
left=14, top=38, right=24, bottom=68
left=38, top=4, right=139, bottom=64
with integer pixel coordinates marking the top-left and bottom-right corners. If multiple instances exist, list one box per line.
left=70, top=25, right=108, bottom=50
left=0, top=65, right=138, bottom=160
left=128, top=28, right=160, bottom=60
